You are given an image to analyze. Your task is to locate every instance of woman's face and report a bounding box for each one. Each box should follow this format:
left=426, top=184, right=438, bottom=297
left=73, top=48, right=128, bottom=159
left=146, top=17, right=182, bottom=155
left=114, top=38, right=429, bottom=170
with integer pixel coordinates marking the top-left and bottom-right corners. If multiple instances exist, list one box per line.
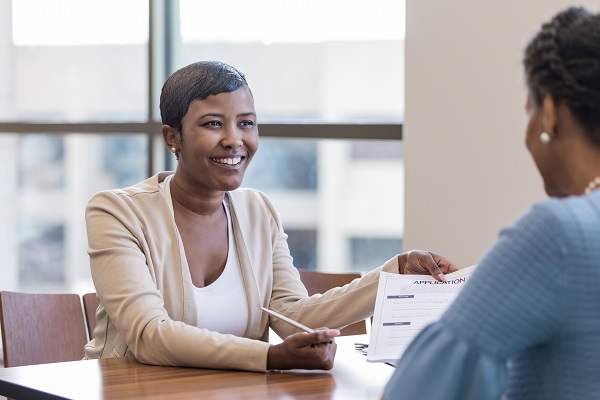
left=176, top=86, right=258, bottom=193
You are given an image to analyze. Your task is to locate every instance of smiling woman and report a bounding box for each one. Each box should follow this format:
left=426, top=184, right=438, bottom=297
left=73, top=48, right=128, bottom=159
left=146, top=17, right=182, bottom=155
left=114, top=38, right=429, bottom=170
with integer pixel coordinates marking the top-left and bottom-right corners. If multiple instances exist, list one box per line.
left=0, top=0, right=404, bottom=304
left=168, top=88, right=258, bottom=191
left=82, top=60, right=453, bottom=373
left=161, top=63, right=259, bottom=287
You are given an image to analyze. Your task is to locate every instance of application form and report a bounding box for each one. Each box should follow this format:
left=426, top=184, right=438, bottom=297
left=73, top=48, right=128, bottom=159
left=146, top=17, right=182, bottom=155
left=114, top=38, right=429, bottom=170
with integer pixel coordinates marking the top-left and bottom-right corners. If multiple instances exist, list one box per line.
left=367, top=265, right=477, bottom=364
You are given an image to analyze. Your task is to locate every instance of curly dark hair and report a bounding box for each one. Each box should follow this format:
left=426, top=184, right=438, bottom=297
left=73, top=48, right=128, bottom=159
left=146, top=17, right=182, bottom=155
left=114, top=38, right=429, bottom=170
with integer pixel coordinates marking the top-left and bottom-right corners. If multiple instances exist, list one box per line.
left=523, top=7, right=600, bottom=144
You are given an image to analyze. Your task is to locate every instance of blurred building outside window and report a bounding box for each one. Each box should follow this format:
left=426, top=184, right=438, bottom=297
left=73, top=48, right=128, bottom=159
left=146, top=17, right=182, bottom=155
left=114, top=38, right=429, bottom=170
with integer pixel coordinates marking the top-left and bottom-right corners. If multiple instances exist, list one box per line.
left=0, top=0, right=404, bottom=299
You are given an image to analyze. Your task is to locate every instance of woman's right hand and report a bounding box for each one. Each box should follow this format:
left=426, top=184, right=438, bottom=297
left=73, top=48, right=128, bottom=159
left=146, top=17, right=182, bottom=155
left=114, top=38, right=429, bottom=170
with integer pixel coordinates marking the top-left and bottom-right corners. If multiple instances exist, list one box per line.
left=398, top=250, right=459, bottom=282
left=266, top=329, right=340, bottom=370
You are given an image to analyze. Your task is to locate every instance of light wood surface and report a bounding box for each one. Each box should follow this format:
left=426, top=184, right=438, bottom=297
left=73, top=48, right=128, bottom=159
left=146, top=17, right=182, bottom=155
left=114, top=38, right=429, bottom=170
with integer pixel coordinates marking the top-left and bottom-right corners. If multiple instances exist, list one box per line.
left=0, top=335, right=392, bottom=399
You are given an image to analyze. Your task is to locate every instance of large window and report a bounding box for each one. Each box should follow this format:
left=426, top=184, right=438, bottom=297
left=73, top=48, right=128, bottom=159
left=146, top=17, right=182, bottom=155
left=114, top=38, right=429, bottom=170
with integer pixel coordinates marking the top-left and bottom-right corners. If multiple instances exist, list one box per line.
left=178, top=0, right=405, bottom=122
left=0, top=0, right=404, bottom=296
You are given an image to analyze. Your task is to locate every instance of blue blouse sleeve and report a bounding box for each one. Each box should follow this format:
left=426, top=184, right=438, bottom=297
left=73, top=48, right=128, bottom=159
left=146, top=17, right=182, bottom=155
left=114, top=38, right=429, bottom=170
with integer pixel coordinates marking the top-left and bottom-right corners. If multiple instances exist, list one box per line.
left=384, top=200, right=570, bottom=399
left=383, top=321, right=507, bottom=400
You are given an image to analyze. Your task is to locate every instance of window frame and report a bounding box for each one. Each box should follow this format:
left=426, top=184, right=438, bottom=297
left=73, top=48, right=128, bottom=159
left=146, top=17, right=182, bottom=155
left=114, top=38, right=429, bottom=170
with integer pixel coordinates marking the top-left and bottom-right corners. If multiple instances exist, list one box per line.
left=0, top=0, right=402, bottom=176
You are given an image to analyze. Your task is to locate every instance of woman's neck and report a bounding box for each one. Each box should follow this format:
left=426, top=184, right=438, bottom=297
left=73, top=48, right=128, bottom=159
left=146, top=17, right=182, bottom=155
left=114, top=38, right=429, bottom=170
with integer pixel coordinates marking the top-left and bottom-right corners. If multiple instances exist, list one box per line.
left=169, top=174, right=225, bottom=216
left=568, top=140, right=600, bottom=195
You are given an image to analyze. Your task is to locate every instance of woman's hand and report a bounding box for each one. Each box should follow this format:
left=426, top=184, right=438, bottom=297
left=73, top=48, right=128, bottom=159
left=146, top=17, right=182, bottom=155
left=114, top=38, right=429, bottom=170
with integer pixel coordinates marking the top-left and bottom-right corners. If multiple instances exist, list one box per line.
left=398, top=250, right=459, bottom=282
left=266, top=329, right=340, bottom=370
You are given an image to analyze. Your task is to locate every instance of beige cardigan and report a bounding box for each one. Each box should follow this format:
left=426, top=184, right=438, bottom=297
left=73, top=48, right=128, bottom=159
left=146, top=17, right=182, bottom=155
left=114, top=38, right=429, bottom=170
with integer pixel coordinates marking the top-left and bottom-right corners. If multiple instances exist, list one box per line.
left=84, top=172, right=399, bottom=372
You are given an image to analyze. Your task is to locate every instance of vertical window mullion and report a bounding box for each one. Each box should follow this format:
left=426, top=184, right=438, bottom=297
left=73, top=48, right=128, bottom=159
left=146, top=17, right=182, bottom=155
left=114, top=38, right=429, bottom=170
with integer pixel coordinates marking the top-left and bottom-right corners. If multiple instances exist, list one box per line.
left=149, top=0, right=180, bottom=175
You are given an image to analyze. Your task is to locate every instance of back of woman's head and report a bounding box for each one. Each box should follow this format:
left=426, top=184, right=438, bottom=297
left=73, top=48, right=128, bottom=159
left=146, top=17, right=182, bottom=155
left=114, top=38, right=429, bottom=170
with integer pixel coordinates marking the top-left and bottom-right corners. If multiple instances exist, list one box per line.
left=524, top=7, right=600, bottom=143
left=160, top=61, right=249, bottom=131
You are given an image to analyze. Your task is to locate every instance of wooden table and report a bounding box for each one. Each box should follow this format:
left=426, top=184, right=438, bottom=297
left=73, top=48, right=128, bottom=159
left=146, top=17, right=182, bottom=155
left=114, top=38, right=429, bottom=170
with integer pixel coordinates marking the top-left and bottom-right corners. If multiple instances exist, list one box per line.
left=0, top=335, right=393, bottom=399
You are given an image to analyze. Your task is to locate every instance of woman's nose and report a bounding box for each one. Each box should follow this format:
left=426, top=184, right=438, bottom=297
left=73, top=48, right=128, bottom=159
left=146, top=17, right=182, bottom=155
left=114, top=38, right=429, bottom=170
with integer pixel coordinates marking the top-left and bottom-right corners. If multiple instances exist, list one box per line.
left=221, top=125, right=243, bottom=148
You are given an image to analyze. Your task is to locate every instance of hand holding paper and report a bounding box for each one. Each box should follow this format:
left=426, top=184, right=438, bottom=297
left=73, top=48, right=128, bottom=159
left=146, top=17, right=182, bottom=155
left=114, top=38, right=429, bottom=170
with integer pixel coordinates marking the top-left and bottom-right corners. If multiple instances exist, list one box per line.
left=398, top=250, right=460, bottom=282
left=367, top=265, right=477, bottom=364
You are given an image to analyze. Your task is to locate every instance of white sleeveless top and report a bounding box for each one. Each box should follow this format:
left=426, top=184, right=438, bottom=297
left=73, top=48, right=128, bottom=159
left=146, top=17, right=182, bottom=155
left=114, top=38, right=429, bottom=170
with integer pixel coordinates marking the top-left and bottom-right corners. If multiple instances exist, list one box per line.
left=159, top=174, right=249, bottom=336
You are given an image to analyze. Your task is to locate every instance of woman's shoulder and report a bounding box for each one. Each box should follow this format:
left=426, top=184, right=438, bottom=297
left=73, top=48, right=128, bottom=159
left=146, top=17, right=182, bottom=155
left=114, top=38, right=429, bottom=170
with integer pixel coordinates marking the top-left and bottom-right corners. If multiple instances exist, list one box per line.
left=501, top=193, right=600, bottom=256
left=87, top=172, right=170, bottom=207
left=228, top=187, right=272, bottom=206
left=530, top=191, right=600, bottom=228
left=227, top=187, right=281, bottom=224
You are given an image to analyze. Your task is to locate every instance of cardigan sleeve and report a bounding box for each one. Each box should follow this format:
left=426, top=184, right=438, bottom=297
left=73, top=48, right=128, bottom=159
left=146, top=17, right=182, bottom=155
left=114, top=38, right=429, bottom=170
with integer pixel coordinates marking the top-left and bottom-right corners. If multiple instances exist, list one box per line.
left=86, top=189, right=270, bottom=372
left=235, top=189, right=399, bottom=339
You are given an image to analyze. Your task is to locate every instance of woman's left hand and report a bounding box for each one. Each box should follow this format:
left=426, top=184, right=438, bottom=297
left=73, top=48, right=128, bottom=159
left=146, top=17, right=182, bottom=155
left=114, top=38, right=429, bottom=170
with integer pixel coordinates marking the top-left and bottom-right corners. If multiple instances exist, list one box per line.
left=398, top=250, right=459, bottom=282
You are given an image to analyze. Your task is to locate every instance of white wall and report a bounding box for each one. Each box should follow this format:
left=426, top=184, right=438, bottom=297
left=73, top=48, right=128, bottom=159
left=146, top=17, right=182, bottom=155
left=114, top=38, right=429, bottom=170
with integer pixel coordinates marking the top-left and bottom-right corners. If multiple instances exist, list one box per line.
left=404, top=0, right=598, bottom=267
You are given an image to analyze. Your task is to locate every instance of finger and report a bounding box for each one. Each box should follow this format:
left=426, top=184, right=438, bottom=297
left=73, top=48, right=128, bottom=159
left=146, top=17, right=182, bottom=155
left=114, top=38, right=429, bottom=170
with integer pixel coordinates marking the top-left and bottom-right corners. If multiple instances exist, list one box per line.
left=430, top=262, right=447, bottom=282
left=413, top=251, right=446, bottom=282
left=430, top=252, right=460, bottom=273
left=314, top=328, right=340, bottom=344
left=411, top=251, right=445, bottom=280
left=440, top=259, right=459, bottom=273
left=290, top=329, right=339, bottom=347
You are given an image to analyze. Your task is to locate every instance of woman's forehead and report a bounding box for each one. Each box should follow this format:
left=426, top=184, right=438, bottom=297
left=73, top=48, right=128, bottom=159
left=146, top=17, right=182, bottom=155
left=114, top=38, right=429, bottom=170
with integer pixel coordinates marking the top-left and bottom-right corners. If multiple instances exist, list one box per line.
left=184, top=88, right=256, bottom=118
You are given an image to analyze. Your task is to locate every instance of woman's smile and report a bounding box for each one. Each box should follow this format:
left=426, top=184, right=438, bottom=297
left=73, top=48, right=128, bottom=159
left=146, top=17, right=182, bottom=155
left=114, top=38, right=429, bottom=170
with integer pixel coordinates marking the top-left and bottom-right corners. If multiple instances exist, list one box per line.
left=211, top=156, right=244, bottom=167
left=172, top=86, right=259, bottom=193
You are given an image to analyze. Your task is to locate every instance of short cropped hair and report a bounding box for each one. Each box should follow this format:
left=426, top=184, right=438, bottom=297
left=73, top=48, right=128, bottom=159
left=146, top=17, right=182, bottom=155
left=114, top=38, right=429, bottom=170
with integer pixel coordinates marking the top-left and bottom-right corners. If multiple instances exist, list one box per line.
left=160, top=61, right=250, bottom=131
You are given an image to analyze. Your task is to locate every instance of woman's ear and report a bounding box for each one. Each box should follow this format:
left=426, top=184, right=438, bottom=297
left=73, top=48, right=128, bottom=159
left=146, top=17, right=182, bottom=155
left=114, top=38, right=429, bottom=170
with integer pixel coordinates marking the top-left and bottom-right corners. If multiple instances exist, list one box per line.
left=162, top=125, right=179, bottom=151
left=541, top=95, right=558, bottom=136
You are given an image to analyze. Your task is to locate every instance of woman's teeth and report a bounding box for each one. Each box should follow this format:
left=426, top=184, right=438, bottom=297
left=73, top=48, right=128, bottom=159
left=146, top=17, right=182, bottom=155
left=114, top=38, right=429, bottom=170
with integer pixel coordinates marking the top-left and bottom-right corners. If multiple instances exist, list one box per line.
left=214, top=157, right=241, bottom=165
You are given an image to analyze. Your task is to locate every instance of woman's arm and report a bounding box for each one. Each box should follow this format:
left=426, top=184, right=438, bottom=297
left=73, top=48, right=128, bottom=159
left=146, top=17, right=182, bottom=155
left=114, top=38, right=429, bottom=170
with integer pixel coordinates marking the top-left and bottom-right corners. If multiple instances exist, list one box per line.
left=384, top=202, right=568, bottom=399
left=86, top=190, right=272, bottom=371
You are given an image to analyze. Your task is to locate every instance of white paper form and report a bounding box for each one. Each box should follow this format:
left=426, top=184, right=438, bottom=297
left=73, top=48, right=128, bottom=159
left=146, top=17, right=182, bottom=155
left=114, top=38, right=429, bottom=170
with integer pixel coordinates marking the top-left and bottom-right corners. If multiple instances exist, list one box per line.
left=367, top=265, right=477, bottom=364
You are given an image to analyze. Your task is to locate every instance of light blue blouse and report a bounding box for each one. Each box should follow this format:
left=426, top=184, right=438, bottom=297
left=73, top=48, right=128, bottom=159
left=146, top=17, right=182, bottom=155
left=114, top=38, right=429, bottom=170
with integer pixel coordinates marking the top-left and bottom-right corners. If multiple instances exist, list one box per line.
left=384, top=190, right=600, bottom=399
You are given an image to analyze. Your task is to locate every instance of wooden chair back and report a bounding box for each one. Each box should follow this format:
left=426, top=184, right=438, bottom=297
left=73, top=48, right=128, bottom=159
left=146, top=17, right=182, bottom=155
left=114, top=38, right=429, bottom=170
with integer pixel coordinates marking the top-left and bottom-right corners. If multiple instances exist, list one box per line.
left=297, top=269, right=367, bottom=336
left=0, top=291, right=88, bottom=367
left=82, top=292, right=99, bottom=340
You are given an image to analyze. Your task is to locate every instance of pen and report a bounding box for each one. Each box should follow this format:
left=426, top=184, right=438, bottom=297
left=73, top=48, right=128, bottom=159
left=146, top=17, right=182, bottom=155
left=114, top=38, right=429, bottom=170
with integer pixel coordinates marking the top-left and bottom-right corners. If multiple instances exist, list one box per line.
left=260, top=307, right=315, bottom=333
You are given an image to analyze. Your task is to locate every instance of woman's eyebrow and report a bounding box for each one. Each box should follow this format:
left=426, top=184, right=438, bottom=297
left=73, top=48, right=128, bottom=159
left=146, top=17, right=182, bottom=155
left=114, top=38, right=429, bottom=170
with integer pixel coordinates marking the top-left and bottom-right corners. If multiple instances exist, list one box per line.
left=197, top=112, right=256, bottom=119
left=198, top=113, right=224, bottom=119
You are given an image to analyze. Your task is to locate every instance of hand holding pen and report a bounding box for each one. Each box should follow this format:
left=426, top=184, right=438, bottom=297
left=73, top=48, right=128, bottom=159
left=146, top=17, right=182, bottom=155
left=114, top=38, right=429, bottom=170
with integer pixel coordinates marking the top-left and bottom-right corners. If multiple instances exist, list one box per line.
left=262, top=307, right=340, bottom=370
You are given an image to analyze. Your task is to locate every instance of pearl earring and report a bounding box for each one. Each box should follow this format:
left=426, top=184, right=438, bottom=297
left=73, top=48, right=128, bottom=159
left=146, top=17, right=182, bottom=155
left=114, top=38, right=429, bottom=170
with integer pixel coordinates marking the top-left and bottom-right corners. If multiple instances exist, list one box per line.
left=540, top=132, right=552, bottom=144
left=171, top=147, right=177, bottom=153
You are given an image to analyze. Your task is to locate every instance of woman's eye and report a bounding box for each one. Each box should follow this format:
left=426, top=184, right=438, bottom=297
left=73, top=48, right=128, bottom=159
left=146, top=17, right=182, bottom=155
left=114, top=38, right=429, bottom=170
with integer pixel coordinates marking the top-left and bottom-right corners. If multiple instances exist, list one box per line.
left=240, top=120, right=255, bottom=126
left=202, top=121, right=222, bottom=127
